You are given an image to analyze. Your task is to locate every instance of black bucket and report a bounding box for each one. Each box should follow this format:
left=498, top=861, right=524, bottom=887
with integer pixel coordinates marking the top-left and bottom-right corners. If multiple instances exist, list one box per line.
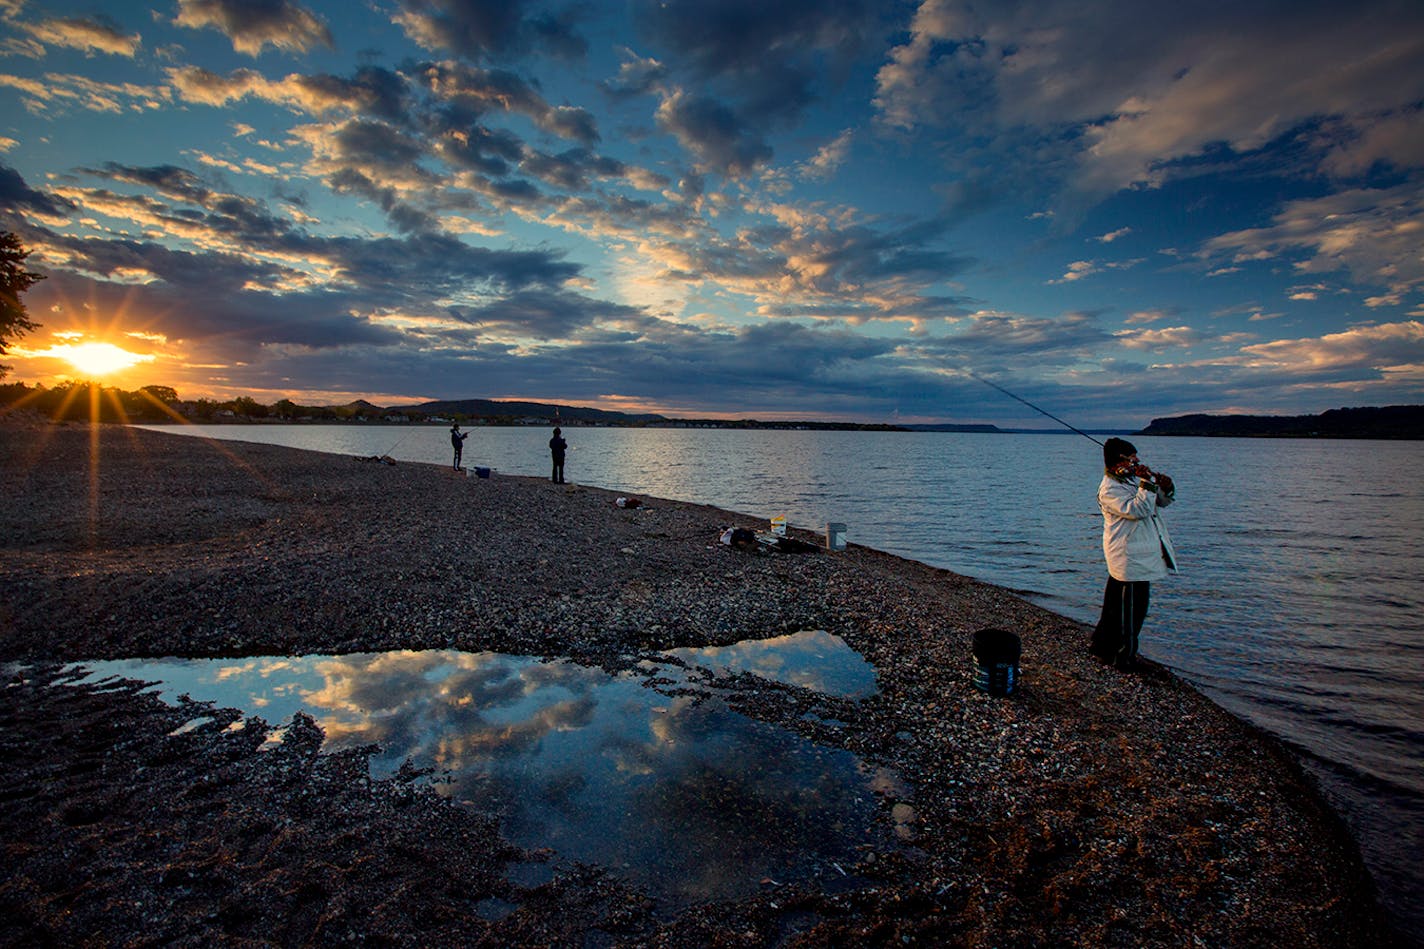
left=972, top=628, right=1021, bottom=696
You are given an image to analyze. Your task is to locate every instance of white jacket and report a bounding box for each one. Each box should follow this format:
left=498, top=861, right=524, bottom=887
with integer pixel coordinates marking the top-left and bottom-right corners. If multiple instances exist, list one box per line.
left=1098, top=474, right=1177, bottom=581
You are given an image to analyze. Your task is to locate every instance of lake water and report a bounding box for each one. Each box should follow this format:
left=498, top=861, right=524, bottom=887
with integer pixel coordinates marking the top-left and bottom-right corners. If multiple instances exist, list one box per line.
left=141, top=423, right=1424, bottom=937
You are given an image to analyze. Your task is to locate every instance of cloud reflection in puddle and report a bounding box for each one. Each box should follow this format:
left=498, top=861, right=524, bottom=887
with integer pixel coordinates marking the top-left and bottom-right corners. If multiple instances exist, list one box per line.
left=64, top=631, right=895, bottom=906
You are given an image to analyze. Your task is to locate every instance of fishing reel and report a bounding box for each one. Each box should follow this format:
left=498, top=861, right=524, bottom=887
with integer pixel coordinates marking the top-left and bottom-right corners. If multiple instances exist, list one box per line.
left=1114, top=460, right=1174, bottom=496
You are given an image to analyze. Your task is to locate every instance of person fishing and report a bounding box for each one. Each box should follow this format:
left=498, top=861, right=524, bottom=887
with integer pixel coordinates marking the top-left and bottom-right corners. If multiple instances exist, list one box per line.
left=450, top=423, right=469, bottom=471
left=548, top=426, right=567, bottom=484
left=1091, top=437, right=1177, bottom=670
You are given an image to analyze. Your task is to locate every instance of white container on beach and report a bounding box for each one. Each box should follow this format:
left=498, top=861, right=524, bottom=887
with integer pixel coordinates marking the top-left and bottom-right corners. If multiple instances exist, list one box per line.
left=826, top=522, right=847, bottom=551
left=770, top=514, right=787, bottom=536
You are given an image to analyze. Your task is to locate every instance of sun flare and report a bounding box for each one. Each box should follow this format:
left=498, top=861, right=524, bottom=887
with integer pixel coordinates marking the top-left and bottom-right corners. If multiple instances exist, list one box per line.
left=58, top=341, right=154, bottom=377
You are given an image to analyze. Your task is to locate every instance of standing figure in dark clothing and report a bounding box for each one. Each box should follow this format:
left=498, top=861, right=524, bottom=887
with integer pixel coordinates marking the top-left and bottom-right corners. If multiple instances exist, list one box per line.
left=549, top=427, right=567, bottom=483
left=450, top=423, right=468, bottom=470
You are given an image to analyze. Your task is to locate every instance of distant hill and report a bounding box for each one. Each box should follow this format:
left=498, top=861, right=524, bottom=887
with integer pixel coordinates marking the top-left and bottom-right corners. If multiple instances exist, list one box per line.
left=1140, top=405, right=1424, bottom=439
left=901, top=423, right=1003, bottom=433
left=397, top=398, right=667, bottom=425
left=327, top=399, right=386, bottom=417
left=384, top=396, right=990, bottom=431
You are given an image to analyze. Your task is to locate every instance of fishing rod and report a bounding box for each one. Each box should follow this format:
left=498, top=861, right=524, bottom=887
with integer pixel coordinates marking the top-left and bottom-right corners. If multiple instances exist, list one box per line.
left=969, top=371, right=1176, bottom=490
left=967, top=372, right=1103, bottom=447
left=382, top=433, right=408, bottom=458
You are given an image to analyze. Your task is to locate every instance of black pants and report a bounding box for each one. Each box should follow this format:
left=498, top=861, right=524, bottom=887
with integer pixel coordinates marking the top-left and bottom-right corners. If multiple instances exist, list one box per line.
left=453, top=447, right=462, bottom=469
left=551, top=459, right=564, bottom=483
left=1091, top=577, right=1150, bottom=667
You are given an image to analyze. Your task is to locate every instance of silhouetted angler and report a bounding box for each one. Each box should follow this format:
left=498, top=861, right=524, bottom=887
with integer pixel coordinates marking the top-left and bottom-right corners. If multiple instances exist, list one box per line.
left=451, top=423, right=468, bottom=470
left=549, top=427, right=567, bottom=484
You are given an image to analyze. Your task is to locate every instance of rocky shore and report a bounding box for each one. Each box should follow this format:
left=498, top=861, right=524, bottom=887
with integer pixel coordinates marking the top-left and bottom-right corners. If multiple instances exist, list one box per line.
left=0, top=419, right=1398, bottom=945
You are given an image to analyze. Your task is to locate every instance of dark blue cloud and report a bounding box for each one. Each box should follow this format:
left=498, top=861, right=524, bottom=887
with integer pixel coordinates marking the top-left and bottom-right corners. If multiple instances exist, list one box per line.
left=299, top=66, right=411, bottom=122
left=656, top=92, right=772, bottom=177
left=928, top=311, right=1115, bottom=363
left=174, top=0, right=333, bottom=55
left=0, top=164, right=78, bottom=219
left=632, top=0, right=885, bottom=120
left=519, top=148, right=626, bottom=191
left=80, top=164, right=298, bottom=240
left=413, top=61, right=600, bottom=144
left=452, top=288, right=643, bottom=340
left=395, top=0, right=588, bottom=60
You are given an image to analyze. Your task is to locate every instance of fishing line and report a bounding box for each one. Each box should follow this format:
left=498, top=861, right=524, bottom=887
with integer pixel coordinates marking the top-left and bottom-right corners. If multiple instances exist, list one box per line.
left=967, top=372, right=1103, bottom=446
left=383, top=433, right=409, bottom=457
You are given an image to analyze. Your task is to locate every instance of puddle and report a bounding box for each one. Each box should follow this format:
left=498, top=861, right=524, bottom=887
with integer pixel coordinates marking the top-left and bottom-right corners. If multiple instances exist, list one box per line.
left=62, top=631, right=899, bottom=907
left=661, top=629, right=878, bottom=698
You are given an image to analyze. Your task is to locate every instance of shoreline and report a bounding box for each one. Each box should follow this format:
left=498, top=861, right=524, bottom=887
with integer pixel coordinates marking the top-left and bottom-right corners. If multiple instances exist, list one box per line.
left=0, top=420, right=1402, bottom=945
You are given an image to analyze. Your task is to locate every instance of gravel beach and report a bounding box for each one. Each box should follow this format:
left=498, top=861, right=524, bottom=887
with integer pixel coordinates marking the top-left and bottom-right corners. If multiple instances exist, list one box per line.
left=0, top=419, right=1398, bottom=945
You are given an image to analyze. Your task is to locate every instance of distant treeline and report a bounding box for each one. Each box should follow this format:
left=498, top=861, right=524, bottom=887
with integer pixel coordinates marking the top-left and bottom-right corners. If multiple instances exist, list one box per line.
left=0, top=382, right=392, bottom=423
left=1141, top=405, right=1424, bottom=439
left=0, top=382, right=913, bottom=430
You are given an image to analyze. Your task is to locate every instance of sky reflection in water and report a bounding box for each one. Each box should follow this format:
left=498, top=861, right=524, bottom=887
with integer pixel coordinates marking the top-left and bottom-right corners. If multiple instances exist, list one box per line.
left=66, top=631, right=890, bottom=906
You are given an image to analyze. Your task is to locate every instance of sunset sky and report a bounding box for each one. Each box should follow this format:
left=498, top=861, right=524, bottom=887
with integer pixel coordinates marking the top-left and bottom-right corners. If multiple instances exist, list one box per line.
left=2, top=0, right=1422, bottom=427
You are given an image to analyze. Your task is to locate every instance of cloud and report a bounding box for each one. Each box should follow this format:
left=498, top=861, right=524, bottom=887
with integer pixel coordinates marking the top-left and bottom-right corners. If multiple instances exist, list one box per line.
left=874, top=1, right=1424, bottom=201
left=631, top=0, right=883, bottom=123
left=13, top=155, right=581, bottom=302
left=627, top=204, right=974, bottom=324
left=0, top=162, right=78, bottom=219
left=932, top=309, right=1114, bottom=362
left=1202, top=184, right=1424, bottom=301
left=602, top=49, right=667, bottom=98
left=0, top=71, right=169, bottom=114
left=74, top=163, right=299, bottom=241
left=173, top=0, right=333, bottom=56
left=301, top=118, right=433, bottom=183
left=1097, top=227, right=1131, bottom=243
left=799, top=129, right=854, bottom=181
left=20, top=16, right=140, bottom=56
left=167, top=65, right=408, bottom=118
left=164, top=61, right=606, bottom=233
left=1053, top=260, right=1099, bottom=283
left=1127, top=312, right=1173, bottom=327
left=1317, top=106, right=1424, bottom=178
left=1238, top=320, right=1424, bottom=373
left=535, top=318, right=913, bottom=415
left=1078, top=16, right=1424, bottom=195
left=0, top=36, right=44, bottom=59
left=1113, top=325, right=1201, bottom=350
left=655, top=90, right=773, bottom=178
left=518, top=147, right=625, bottom=192
left=394, top=0, right=587, bottom=60
left=452, top=288, right=644, bottom=340
left=414, top=61, right=599, bottom=144
left=20, top=216, right=593, bottom=393
left=1049, top=257, right=1141, bottom=284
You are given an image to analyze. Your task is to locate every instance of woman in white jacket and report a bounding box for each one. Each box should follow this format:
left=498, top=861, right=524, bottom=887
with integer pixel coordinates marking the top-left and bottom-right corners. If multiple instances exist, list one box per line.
left=1091, top=437, right=1177, bottom=670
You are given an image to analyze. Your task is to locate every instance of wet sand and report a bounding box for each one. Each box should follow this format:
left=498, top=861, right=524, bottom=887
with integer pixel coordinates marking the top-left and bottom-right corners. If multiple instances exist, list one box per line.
left=0, top=419, right=1400, bottom=945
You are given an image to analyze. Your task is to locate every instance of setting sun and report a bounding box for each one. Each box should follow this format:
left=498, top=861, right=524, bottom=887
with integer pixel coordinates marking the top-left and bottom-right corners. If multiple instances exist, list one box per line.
left=57, top=341, right=154, bottom=377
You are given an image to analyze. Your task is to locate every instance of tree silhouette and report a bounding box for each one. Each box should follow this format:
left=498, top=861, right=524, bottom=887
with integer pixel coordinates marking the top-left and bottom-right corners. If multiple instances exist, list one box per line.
left=1, top=231, right=44, bottom=378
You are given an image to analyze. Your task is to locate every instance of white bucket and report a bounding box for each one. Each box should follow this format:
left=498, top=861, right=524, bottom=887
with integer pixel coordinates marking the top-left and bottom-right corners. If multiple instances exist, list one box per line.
left=826, top=522, right=847, bottom=551
left=770, top=515, right=787, bottom=536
